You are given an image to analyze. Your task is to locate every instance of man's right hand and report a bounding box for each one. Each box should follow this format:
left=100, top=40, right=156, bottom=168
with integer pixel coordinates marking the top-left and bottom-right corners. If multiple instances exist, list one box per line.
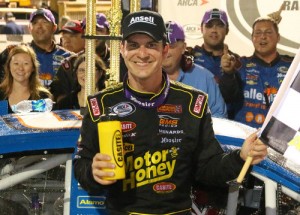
left=221, top=44, right=236, bottom=74
left=92, top=153, right=117, bottom=185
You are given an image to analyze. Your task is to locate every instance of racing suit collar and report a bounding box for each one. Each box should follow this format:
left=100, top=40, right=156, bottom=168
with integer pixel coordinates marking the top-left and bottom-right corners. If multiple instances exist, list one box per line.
left=123, top=71, right=170, bottom=109
left=252, top=52, right=281, bottom=67
left=201, top=44, right=214, bottom=56
left=30, top=40, right=57, bottom=53
left=200, top=44, right=225, bottom=57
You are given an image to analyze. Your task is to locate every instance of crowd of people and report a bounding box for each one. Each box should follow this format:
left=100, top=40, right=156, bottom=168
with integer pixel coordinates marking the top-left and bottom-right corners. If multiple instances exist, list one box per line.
left=0, top=5, right=296, bottom=215
left=0, top=7, right=293, bottom=123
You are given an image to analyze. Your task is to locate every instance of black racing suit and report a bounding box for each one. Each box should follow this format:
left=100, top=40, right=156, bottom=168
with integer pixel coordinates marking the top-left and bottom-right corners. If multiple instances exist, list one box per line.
left=73, top=72, right=245, bottom=215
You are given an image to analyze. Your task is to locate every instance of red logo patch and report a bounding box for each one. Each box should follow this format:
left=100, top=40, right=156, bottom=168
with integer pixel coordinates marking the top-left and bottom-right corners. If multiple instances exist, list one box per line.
left=121, top=121, right=136, bottom=132
left=193, top=95, right=204, bottom=114
left=90, top=98, right=100, bottom=116
left=153, top=182, right=176, bottom=193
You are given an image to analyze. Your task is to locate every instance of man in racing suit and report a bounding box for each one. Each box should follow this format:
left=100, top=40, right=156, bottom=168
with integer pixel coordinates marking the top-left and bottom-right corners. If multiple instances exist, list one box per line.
left=221, top=16, right=294, bottom=128
left=73, top=10, right=268, bottom=215
left=192, top=9, right=243, bottom=119
left=0, top=8, right=74, bottom=88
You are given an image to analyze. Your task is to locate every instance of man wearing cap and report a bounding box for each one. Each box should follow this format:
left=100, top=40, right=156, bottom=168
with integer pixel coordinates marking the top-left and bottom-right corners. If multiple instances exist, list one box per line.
left=59, top=20, right=85, bottom=53
left=50, top=13, right=111, bottom=102
left=0, top=8, right=74, bottom=88
left=221, top=16, right=294, bottom=128
left=0, top=12, right=25, bottom=35
left=193, top=8, right=242, bottom=119
left=82, top=13, right=110, bottom=66
left=73, top=10, right=267, bottom=215
left=163, top=21, right=227, bottom=118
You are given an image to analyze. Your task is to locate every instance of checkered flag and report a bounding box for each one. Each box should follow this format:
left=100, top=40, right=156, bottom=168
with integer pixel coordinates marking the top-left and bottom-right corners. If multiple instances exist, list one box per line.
left=260, top=49, right=300, bottom=170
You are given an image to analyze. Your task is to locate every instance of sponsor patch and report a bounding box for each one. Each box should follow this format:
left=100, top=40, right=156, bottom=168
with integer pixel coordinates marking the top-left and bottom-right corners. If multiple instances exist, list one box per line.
left=245, top=112, right=254, bottom=122
left=123, top=133, right=137, bottom=138
left=157, top=104, right=182, bottom=114
left=246, top=74, right=259, bottom=81
left=158, top=129, right=184, bottom=135
left=77, top=196, right=106, bottom=209
left=124, top=148, right=177, bottom=191
left=129, top=16, right=155, bottom=26
left=54, top=55, right=64, bottom=62
left=112, top=102, right=136, bottom=117
left=161, top=137, right=182, bottom=144
left=158, top=115, right=179, bottom=128
left=121, top=121, right=136, bottom=132
left=246, top=73, right=259, bottom=85
left=278, top=66, right=288, bottom=73
left=255, top=114, right=265, bottom=124
left=90, top=98, right=100, bottom=116
left=153, top=182, right=176, bottom=193
left=246, top=80, right=258, bottom=85
left=193, top=95, right=204, bottom=114
left=123, top=143, right=134, bottom=154
left=246, top=62, right=256, bottom=67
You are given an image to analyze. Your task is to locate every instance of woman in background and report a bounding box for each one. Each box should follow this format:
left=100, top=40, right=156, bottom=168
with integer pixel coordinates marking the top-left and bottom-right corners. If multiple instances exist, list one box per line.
left=55, top=53, right=107, bottom=110
left=0, top=44, right=52, bottom=114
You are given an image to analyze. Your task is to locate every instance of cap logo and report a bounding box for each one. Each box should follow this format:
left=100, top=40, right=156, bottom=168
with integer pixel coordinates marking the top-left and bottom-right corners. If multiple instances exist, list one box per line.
left=166, top=26, right=173, bottom=34
left=65, top=21, right=77, bottom=27
left=129, top=16, right=155, bottom=27
left=211, top=11, right=221, bottom=19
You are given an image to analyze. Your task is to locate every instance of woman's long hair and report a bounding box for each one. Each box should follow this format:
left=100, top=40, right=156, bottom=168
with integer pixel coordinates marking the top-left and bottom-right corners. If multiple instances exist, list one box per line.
left=72, top=53, right=107, bottom=93
left=0, top=44, right=51, bottom=99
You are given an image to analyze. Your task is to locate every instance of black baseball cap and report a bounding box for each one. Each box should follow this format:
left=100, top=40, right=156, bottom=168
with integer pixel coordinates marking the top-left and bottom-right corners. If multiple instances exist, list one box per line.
left=122, top=10, right=167, bottom=42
